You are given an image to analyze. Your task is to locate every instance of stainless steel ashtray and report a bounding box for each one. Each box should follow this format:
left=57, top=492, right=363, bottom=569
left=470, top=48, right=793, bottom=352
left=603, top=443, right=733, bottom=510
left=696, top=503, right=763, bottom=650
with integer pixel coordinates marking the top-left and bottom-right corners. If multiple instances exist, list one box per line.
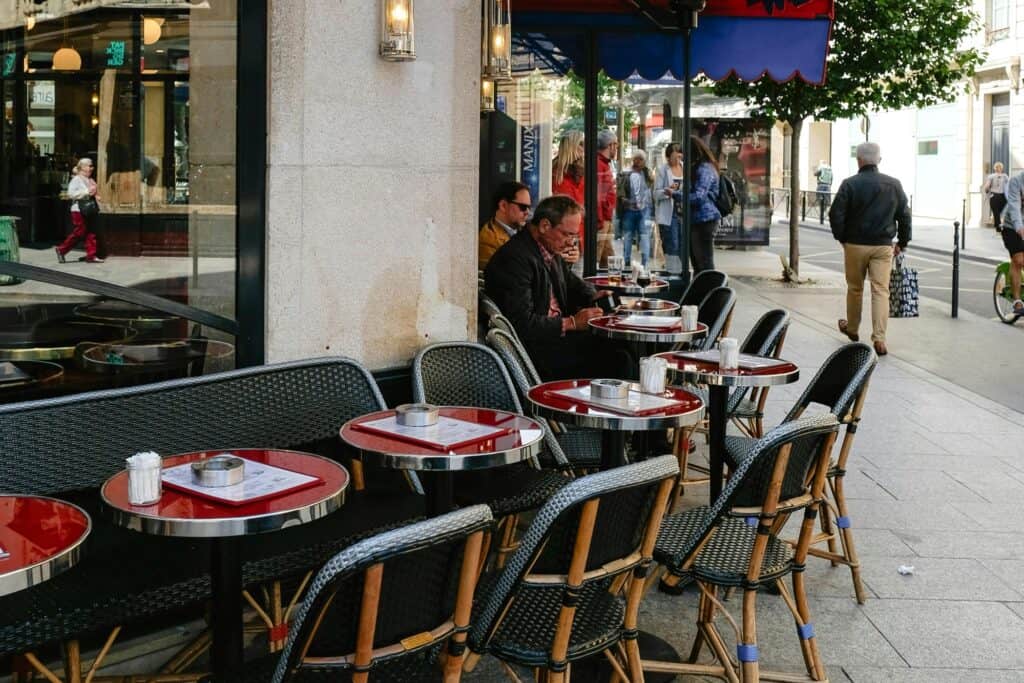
left=395, top=403, right=440, bottom=427
left=590, top=379, right=630, bottom=399
left=636, top=298, right=661, bottom=310
left=191, top=455, right=246, bottom=488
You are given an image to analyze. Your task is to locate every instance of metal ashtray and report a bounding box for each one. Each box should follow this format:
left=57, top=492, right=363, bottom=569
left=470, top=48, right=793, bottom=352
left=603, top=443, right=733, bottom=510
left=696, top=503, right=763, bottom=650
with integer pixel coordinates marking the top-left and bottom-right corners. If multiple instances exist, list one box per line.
left=395, top=403, right=440, bottom=427
left=590, top=379, right=630, bottom=399
left=636, top=298, right=661, bottom=310
left=191, top=455, right=246, bottom=488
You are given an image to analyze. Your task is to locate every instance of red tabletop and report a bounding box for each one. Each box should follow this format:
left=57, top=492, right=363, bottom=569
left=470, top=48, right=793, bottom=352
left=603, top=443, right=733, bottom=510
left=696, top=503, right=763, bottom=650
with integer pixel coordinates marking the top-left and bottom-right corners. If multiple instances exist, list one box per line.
left=528, top=379, right=704, bottom=429
left=585, top=276, right=669, bottom=290
left=0, top=495, right=91, bottom=597
left=340, top=407, right=544, bottom=471
left=101, top=449, right=349, bottom=537
left=657, top=351, right=800, bottom=386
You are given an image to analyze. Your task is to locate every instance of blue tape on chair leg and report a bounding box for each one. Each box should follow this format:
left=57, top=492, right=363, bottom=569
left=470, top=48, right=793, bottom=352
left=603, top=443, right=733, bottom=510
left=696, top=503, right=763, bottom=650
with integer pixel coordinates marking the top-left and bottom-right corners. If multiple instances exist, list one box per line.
left=836, top=516, right=851, bottom=529
left=737, top=644, right=759, bottom=663
left=797, top=622, right=815, bottom=640
left=746, top=516, right=758, bottom=527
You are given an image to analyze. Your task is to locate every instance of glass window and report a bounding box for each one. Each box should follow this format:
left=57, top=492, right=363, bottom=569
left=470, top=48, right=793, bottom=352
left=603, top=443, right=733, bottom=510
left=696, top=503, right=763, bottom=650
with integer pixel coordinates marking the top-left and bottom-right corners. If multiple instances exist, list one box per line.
left=0, top=4, right=240, bottom=401
left=989, top=0, right=1010, bottom=38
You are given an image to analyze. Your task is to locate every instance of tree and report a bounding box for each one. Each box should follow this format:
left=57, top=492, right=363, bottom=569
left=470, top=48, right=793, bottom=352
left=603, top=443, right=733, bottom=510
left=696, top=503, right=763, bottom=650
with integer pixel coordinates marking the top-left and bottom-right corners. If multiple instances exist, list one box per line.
left=556, top=72, right=637, bottom=143
left=713, top=0, right=983, bottom=279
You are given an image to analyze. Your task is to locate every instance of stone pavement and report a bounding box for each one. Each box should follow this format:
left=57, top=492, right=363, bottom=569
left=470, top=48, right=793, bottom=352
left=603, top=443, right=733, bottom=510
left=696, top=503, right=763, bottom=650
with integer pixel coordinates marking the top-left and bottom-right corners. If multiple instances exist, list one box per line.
left=464, top=247, right=1024, bottom=682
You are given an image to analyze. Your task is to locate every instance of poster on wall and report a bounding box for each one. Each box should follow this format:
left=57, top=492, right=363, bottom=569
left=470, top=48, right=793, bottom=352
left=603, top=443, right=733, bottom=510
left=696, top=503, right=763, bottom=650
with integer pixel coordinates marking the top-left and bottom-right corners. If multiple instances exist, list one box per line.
left=520, top=124, right=541, bottom=209
left=693, top=118, right=772, bottom=247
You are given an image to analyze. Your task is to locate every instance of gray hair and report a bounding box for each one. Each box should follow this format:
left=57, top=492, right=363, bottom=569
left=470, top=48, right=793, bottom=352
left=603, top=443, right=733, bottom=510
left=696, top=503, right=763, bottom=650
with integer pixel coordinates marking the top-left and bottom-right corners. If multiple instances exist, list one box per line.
left=855, top=142, right=881, bottom=165
left=74, top=157, right=93, bottom=172
left=631, top=149, right=647, bottom=161
left=597, top=130, right=617, bottom=150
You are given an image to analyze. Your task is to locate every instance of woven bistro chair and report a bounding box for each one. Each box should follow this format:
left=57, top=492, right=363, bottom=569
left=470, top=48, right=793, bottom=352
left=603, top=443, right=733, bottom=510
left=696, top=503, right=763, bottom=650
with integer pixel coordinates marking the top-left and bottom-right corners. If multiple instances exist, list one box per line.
left=649, top=415, right=840, bottom=683
left=413, top=342, right=570, bottom=563
left=487, top=314, right=522, bottom=347
left=722, top=342, right=877, bottom=604
left=484, top=328, right=602, bottom=472
left=672, top=309, right=791, bottom=501
left=466, top=456, right=678, bottom=683
left=679, top=270, right=729, bottom=308
left=693, top=286, right=737, bottom=352
left=211, top=506, right=492, bottom=683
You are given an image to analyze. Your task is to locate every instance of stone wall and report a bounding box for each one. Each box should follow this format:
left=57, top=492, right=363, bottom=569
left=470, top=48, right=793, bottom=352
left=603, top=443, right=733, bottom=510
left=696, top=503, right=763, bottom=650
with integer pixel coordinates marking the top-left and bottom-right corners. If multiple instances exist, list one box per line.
left=266, top=0, right=480, bottom=368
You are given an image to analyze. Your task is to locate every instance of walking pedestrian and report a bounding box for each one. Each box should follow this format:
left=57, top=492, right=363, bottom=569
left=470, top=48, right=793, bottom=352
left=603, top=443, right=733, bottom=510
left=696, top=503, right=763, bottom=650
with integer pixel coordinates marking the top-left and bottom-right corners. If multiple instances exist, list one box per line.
left=655, top=142, right=685, bottom=275
left=982, top=161, right=1009, bottom=230
left=677, top=136, right=720, bottom=273
left=56, top=158, right=103, bottom=264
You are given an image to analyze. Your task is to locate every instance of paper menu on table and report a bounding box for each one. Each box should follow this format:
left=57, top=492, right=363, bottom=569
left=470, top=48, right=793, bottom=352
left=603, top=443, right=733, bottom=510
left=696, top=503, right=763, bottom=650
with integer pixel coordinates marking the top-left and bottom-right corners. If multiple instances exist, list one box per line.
left=614, top=315, right=681, bottom=329
left=674, top=351, right=789, bottom=370
left=549, top=385, right=687, bottom=416
left=0, top=362, right=31, bottom=385
left=161, top=457, right=321, bottom=506
left=351, top=415, right=515, bottom=450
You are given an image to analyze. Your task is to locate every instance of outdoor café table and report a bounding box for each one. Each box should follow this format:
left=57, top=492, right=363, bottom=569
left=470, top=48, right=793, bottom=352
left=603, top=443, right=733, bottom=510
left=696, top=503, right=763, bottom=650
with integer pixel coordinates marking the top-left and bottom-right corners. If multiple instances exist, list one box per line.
left=584, top=275, right=669, bottom=296
left=657, top=351, right=800, bottom=500
left=0, top=495, right=91, bottom=597
left=527, top=379, right=704, bottom=470
left=100, top=448, right=349, bottom=682
left=616, top=296, right=681, bottom=316
left=339, top=407, right=545, bottom=517
left=589, top=315, right=708, bottom=380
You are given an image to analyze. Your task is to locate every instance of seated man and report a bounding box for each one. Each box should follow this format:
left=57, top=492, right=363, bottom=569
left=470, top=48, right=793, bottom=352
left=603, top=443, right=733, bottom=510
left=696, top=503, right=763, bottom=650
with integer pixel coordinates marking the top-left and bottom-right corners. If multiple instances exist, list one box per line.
left=1002, top=170, right=1024, bottom=316
left=479, top=181, right=532, bottom=270
left=485, top=195, right=624, bottom=381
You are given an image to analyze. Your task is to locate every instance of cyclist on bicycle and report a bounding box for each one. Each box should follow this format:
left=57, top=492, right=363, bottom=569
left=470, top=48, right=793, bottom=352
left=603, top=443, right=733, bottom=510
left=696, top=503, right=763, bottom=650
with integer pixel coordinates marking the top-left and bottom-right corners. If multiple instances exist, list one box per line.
left=1002, top=170, right=1024, bottom=316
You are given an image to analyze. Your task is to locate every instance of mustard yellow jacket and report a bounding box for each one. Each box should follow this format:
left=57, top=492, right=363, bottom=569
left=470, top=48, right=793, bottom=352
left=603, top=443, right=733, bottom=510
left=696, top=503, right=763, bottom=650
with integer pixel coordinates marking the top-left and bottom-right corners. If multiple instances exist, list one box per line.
left=479, top=219, right=515, bottom=270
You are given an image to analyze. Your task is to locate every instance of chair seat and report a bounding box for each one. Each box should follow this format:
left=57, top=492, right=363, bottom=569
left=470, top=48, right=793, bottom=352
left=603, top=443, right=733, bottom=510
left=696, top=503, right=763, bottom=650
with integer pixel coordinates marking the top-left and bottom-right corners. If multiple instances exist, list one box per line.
left=554, top=427, right=604, bottom=469
left=731, top=398, right=762, bottom=419
left=455, top=466, right=569, bottom=517
left=691, top=517, right=794, bottom=587
left=205, top=643, right=446, bottom=683
left=653, top=506, right=713, bottom=576
left=482, top=580, right=625, bottom=667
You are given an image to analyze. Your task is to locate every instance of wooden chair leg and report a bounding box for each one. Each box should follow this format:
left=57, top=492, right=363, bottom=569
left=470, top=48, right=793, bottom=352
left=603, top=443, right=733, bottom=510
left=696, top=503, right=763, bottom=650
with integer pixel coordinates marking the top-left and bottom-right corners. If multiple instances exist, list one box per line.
left=790, top=570, right=827, bottom=680
left=739, top=589, right=759, bottom=683
left=832, top=475, right=866, bottom=604
left=63, top=640, right=82, bottom=683
left=818, top=495, right=839, bottom=566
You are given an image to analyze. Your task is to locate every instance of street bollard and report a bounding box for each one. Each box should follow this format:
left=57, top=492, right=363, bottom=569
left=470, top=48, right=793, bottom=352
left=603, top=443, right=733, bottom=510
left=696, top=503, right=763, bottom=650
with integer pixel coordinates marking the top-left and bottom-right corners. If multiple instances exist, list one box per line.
left=961, top=199, right=967, bottom=250
left=952, top=221, right=960, bottom=319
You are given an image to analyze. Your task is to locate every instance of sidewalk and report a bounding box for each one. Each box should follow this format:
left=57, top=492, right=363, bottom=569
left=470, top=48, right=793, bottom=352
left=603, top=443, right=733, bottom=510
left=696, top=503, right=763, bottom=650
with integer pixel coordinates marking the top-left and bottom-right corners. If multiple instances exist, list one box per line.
left=778, top=215, right=1008, bottom=265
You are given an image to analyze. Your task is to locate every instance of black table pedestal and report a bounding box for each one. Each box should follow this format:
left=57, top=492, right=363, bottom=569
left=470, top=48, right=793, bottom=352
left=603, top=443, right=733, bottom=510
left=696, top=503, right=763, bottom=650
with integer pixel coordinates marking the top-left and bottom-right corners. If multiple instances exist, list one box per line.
left=211, top=537, right=243, bottom=681
left=601, top=430, right=628, bottom=470
left=423, top=471, right=455, bottom=517
left=708, top=384, right=728, bottom=501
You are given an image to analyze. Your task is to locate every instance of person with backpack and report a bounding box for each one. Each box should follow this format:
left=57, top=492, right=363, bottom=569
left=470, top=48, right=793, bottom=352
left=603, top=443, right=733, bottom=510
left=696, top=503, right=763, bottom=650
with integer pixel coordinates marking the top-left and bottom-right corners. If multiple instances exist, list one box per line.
left=655, top=142, right=686, bottom=275
left=674, top=136, right=722, bottom=273
left=618, top=149, right=654, bottom=268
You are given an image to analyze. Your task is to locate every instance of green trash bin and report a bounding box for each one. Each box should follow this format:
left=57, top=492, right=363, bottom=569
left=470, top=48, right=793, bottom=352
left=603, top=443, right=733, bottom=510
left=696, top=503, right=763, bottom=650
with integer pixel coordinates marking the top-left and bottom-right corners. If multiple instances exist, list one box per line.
left=0, top=216, right=22, bottom=286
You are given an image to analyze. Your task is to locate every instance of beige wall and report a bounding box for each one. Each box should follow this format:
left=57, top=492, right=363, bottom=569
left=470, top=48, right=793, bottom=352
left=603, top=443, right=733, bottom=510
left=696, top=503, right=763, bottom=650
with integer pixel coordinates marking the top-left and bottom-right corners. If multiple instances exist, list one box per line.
left=266, top=0, right=480, bottom=368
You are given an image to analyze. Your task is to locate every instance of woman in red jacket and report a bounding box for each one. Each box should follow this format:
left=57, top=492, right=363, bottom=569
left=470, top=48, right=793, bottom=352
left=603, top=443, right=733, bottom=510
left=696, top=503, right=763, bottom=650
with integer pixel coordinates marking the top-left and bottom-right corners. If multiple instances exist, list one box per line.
left=552, top=131, right=585, bottom=271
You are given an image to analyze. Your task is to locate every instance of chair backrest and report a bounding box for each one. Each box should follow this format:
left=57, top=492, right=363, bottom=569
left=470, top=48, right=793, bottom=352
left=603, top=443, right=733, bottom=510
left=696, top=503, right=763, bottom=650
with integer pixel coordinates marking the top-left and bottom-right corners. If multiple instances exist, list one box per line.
left=660, top=414, right=839, bottom=575
left=479, top=292, right=502, bottom=321
left=488, top=314, right=523, bottom=348
left=273, top=505, right=493, bottom=683
left=680, top=270, right=729, bottom=308
left=695, top=286, right=737, bottom=351
left=412, top=342, right=522, bottom=412
left=727, top=309, right=790, bottom=413
left=783, top=342, right=877, bottom=423
left=468, top=457, right=679, bottom=666
left=0, top=357, right=386, bottom=496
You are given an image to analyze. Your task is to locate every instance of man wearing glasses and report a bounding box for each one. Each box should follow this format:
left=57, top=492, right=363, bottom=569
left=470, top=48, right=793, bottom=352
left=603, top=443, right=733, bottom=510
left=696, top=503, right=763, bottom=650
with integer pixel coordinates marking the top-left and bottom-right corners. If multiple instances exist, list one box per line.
left=485, top=195, right=625, bottom=380
left=479, top=181, right=533, bottom=270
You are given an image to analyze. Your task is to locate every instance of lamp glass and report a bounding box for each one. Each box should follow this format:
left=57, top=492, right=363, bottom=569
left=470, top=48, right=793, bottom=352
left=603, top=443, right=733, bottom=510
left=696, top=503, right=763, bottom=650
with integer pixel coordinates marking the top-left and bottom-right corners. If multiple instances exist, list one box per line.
left=380, top=0, right=415, bottom=61
left=481, top=0, right=512, bottom=82
left=143, top=17, right=162, bottom=45
left=52, top=47, right=81, bottom=71
left=481, top=79, right=495, bottom=112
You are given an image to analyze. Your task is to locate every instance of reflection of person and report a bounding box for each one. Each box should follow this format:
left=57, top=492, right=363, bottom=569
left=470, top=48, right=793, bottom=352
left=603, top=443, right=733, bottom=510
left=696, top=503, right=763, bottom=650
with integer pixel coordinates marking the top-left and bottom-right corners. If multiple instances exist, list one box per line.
left=484, top=195, right=622, bottom=380
left=552, top=131, right=585, bottom=273
left=676, top=136, right=721, bottom=273
left=620, top=150, right=654, bottom=268
left=479, top=181, right=531, bottom=270
left=829, top=142, right=911, bottom=356
left=56, top=158, right=103, bottom=264
left=596, top=130, right=618, bottom=268
left=982, top=162, right=1009, bottom=230
left=655, top=142, right=685, bottom=275
left=1000, top=171, right=1024, bottom=315
left=815, top=160, right=833, bottom=215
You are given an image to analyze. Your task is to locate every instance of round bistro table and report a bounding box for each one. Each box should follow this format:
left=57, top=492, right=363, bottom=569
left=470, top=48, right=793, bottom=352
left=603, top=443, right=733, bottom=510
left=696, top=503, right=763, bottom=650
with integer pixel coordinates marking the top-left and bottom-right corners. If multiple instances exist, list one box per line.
left=340, top=407, right=545, bottom=517
left=616, top=297, right=681, bottom=316
left=584, top=275, right=669, bottom=296
left=0, top=495, right=91, bottom=597
left=589, top=316, right=708, bottom=382
left=657, top=352, right=800, bottom=500
left=101, top=448, right=349, bottom=682
left=528, top=379, right=704, bottom=470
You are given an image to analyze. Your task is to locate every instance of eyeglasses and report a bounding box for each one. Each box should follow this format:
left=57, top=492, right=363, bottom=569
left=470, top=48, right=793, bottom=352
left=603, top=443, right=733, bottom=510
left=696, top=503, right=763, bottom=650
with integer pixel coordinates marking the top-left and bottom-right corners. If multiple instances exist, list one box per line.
left=511, top=201, right=532, bottom=213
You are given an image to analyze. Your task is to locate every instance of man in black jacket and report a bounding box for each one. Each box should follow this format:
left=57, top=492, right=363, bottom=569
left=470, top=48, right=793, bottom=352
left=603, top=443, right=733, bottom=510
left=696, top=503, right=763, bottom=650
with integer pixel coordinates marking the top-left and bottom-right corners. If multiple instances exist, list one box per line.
left=485, top=195, right=623, bottom=380
left=829, top=142, right=912, bottom=356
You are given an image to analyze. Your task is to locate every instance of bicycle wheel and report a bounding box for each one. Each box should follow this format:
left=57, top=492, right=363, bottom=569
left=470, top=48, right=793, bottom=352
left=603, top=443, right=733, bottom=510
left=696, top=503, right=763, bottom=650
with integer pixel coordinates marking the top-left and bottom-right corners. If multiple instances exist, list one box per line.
left=993, top=268, right=1019, bottom=324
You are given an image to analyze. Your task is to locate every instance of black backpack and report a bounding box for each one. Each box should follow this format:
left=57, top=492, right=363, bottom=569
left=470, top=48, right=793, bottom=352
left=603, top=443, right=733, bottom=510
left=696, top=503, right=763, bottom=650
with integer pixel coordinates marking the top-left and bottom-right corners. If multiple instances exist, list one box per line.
left=713, top=173, right=738, bottom=217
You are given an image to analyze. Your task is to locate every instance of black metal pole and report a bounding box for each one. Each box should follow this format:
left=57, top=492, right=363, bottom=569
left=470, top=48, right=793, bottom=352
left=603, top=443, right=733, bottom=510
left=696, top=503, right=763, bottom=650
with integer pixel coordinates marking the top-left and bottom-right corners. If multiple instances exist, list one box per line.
left=211, top=537, right=243, bottom=681
left=583, top=30, right=599, bottom=278
left=952, top=221, right=960, bottom=319
left=679, top=17, right=696, bottom=289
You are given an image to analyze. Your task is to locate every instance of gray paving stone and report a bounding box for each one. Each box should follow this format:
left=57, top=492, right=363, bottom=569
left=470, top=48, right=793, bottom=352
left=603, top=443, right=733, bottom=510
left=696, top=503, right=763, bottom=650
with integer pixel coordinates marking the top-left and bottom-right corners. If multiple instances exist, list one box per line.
left=978, top=560, right=1024, bottom=596
left=848, top=501, right=982, bottom=531
left=843, top=666, right=1024, bottom=682
left=862, top=453, right=1015, bottom=474
left=860, top=469, right=988, bottom=503
left=945, top=468, right=1024, bottom=502
left=861, top=600, right=1024, bottom=668
left=859, top=557, right=1022, bottom=601
left=894, top=529, right=1024, bottom=559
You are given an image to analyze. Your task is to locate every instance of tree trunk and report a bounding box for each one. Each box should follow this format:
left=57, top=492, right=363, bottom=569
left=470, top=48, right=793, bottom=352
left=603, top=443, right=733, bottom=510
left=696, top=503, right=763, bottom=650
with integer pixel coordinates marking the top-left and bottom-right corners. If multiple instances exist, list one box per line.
left=788, top=118, right=804, bottom=280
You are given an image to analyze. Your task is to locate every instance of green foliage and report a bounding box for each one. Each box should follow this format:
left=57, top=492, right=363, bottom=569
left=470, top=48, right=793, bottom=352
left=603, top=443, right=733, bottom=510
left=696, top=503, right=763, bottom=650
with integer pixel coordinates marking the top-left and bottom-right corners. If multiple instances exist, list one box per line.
left=556, top=71, right=637, bottom=139
left=712, top=0, right=984, bottom=124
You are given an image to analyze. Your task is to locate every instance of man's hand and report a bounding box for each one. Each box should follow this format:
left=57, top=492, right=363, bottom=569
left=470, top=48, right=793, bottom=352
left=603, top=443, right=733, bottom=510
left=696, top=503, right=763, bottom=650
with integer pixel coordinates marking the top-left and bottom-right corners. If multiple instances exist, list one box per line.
left=561, top=242, right=580, bottom=264
left=570, top=307, right=603, bottom=331
left=893, top=244, right=902, bottom=256
left=592, top=290, right=613, bottom=301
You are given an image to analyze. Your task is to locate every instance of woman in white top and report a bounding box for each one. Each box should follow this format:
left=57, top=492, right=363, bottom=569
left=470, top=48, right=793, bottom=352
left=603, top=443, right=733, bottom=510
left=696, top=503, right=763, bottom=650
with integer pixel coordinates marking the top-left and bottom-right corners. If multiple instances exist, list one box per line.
left=983, top=161, right=1009, bottom=230
left=654, top=142, right=685, bottom=274
left=56, top=157, right=102, bottom=263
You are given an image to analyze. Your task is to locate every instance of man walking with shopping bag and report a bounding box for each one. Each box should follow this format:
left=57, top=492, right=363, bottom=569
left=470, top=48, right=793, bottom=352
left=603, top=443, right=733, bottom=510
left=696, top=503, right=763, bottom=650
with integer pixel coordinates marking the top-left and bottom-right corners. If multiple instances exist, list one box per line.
left=829, top=142, right=912, bottom=356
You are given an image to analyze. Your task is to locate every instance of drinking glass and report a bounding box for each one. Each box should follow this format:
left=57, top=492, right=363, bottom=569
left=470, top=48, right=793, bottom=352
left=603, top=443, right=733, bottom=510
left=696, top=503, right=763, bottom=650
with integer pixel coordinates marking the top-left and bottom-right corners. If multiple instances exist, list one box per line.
left=608, top=255, right=624, bottom=284
left=635, top=264, right=651, bottom=299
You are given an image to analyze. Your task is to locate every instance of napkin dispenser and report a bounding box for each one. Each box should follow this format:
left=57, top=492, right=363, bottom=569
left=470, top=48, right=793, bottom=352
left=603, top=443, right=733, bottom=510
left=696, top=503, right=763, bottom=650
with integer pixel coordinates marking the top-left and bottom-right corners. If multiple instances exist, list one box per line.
left=395, top=403, right=440, bottom=427
left=590, top=379, right=630, bottom=399
left=191, top=455, right=245, bottom=488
